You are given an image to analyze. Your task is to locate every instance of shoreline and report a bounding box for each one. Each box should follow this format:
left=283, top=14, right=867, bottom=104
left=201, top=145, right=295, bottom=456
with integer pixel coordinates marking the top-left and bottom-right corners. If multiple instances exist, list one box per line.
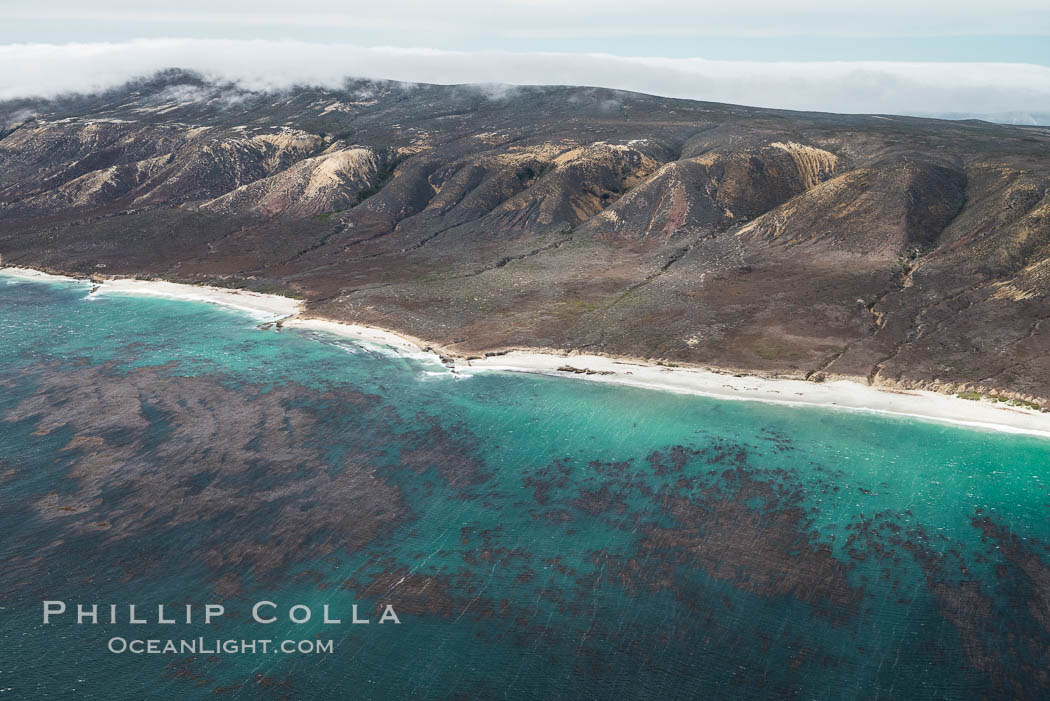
left=0, top=267, right=301, bottom=320
left=3, top=265, right=1049, bottom=440
left=95, top=278, right=301, bottom=320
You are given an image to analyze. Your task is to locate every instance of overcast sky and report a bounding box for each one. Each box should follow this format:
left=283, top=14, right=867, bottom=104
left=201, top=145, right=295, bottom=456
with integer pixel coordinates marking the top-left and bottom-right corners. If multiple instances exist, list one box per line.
left=1, top=1, right=1048, bottom=118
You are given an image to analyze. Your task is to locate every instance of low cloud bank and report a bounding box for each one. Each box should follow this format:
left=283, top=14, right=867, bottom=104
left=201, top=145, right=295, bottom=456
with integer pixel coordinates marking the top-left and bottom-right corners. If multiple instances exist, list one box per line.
left=2, top=39, right=1049, bottom=118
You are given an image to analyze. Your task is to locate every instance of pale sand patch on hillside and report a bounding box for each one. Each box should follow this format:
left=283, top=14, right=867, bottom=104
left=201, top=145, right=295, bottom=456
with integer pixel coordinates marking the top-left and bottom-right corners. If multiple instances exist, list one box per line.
left=769, top=141, right=838, bottom=189
left=302, top=148, right=378, bottom=198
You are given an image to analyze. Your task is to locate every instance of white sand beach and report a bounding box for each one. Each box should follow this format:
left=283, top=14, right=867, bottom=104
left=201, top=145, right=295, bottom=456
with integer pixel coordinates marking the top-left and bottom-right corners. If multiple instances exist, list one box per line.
left=282, top=317, right=425, bottom=353
left=0, top=267, right=84, bottom=283
left=1, top=268, right=300, bottom=320
left=93, top=278, right=301, bottom=320
left=276, top=312, right=1050, bottom=440
left=4, top=266, right=1049, bottom=439
left=460, top=351, right=1050, bottom=439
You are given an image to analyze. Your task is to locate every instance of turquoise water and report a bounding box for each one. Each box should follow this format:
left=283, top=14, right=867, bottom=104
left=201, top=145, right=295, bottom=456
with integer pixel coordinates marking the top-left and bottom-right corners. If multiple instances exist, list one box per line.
left=1, top=273, right=1049, bottom=700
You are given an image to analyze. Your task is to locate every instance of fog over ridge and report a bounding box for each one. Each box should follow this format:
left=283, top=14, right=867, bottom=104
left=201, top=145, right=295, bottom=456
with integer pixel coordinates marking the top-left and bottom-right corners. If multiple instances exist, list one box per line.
left=2, top=39, right=1049, bottom=121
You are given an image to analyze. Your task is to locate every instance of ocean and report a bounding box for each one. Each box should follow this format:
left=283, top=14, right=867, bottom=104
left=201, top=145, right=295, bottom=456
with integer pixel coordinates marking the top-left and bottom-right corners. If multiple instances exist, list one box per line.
left=1, top=272, right=1049, bottom=699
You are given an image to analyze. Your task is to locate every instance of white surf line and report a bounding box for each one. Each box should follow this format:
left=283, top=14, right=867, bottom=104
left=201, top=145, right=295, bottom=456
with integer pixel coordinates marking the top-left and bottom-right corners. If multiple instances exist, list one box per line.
left=270, top=315, right=1050, bottom=440
left=89, top=278, right=301, bottom=321
left=5, top=266, right=1049, bottom=439
left=1, top=267, right=301, bottom=321
left=0, top=267, right=86, bottom=284
left=462, top=354, right=1050, bottom=440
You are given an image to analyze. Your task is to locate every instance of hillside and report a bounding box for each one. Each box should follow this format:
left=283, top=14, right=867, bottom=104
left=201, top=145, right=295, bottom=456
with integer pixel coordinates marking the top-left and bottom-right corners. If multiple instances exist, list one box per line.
left=2, top=71, right=1049, bottom=405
